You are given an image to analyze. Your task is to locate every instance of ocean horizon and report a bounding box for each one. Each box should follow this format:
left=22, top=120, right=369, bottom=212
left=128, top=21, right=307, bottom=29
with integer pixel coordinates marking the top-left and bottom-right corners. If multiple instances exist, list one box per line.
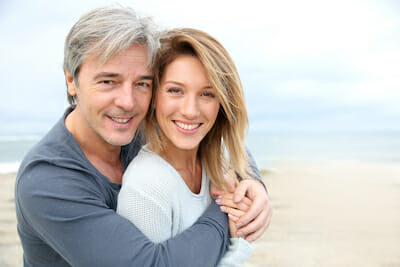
left=1, top=131, right=400, bottom=174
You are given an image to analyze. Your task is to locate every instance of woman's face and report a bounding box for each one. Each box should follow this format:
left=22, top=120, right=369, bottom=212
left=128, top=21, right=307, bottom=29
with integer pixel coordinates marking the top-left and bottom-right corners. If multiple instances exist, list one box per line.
left=155, top=55, right=220, bottom=154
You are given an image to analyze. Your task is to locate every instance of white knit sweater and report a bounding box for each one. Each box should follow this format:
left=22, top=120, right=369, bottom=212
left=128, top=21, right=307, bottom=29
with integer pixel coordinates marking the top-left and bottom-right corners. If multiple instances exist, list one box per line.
left=117, top=147, right=253, bottom=266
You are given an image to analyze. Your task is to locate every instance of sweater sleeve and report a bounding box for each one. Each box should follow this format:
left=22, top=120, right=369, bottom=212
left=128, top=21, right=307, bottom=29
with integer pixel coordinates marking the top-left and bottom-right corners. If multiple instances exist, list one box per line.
left=16, top=162, right=229, bottom=267
left=117, top=177, right=175, bottom=243
left=218, top=238, right=254, bottom=267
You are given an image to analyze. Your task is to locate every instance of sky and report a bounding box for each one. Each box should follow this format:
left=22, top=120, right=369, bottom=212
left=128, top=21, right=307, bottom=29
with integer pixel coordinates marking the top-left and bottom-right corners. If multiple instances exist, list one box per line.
left=0, top=0, right=399, bottom=135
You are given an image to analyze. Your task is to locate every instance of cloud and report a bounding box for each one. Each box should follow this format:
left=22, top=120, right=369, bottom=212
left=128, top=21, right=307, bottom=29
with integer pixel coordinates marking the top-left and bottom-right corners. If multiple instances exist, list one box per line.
left=0, top=0, right=399, bottom=134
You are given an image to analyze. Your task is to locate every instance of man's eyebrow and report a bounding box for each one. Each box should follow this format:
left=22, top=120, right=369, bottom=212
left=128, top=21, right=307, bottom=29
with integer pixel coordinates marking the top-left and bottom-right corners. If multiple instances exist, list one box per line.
left=140, top=75, right=153, bottom=80
left=93, top=72, right=120, bottom=80
left=93, top=73, right=153, bottom=81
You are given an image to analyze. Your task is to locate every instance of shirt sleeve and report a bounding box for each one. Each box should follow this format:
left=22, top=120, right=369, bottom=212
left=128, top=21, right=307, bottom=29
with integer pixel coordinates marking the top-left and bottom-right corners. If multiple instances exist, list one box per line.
left=246, top=147, right=267, bottom=192
left=16, top=163, right=229, bottom=267
left=218, top=238, right=254, bottom=267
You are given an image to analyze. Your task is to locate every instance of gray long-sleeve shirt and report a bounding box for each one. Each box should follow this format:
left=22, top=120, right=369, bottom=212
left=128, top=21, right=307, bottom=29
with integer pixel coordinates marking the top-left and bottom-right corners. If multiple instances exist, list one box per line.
left=15, top=108, right=262, bottom=267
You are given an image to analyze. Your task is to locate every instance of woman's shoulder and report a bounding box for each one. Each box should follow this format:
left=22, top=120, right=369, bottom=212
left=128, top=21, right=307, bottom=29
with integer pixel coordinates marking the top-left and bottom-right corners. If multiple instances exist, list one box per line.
left=122, top=147, right=179, bottom=191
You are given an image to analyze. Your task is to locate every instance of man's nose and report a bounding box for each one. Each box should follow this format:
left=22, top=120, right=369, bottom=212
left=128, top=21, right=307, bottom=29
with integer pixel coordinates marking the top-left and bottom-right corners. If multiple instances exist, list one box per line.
left=115, top=84, right=135, bottom=111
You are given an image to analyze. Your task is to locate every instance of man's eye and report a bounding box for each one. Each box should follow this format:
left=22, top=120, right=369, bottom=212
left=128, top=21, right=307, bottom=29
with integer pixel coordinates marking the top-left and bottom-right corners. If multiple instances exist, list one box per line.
left=137, top=82, right=150, bottom=87
left=101, top=80, right=114, bottom=85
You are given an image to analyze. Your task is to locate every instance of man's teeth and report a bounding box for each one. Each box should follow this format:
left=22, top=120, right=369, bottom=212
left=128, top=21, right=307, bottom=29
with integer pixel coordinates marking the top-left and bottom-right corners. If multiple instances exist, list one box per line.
left=111, top=117, right=130, bottom=123
left=175, top=121, right=200, bottom=130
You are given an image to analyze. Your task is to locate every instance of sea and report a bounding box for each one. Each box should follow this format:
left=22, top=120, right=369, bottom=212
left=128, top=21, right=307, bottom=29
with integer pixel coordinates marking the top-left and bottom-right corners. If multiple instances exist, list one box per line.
left=1, top=132, right=400, bottom=174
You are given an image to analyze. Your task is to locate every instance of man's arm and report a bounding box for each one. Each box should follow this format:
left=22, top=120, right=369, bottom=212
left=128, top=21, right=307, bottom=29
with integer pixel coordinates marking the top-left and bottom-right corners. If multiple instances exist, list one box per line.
left=16, top=164, right=229, bottom=267
left=212, top=148, right=272, bottom=242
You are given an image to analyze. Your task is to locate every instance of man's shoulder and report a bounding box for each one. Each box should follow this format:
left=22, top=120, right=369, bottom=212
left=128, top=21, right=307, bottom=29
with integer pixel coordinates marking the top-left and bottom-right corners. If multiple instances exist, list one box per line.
left=19, top=111, right=86, bottom=174
left=16, top=113, right=100, bottom=195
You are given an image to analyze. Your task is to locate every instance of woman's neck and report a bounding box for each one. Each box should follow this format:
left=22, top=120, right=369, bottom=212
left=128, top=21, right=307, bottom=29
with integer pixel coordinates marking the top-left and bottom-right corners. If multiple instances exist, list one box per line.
left=154, top=144, right=203, bottom=194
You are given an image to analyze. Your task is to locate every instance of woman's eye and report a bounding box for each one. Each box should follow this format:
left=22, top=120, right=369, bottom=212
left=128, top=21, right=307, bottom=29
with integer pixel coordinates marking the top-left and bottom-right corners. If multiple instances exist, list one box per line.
left=167, top=88, right=181, bottom=94
left=202, top=92, right=215, bottom=98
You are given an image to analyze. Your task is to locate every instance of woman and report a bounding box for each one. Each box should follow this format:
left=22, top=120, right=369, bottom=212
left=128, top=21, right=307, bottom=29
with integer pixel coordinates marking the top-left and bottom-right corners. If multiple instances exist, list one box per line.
left=117, top=28, right=255, bottom=265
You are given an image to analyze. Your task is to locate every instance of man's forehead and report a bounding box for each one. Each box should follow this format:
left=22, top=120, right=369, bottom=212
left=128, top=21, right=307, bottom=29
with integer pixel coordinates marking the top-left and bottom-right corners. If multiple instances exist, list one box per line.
left=81, top=45, right=151, bottom=71
left=88, top=43, right=149, bottom=64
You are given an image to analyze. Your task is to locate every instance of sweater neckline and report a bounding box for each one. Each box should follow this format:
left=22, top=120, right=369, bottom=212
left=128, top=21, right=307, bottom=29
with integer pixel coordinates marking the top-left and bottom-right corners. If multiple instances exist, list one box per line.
left=141, top=146, right=208, bottom=197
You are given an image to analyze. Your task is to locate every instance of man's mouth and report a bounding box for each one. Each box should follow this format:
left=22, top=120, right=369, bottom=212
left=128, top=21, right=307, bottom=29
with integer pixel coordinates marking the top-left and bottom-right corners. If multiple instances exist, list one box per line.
left=111, top=117, right=131, bottom=123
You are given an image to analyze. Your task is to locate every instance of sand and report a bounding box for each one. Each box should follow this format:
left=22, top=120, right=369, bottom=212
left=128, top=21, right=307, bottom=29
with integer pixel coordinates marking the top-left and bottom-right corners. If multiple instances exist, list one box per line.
left=245, top=161, right=400, bottom=267
left=1, top=160, right=400, bottom=266
left=0, top=173, right=22, bottom=267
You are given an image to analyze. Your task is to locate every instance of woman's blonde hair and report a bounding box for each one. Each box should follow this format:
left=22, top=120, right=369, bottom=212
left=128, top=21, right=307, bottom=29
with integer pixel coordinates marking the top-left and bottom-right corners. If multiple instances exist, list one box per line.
left=145, top=28, right=254, bottom=190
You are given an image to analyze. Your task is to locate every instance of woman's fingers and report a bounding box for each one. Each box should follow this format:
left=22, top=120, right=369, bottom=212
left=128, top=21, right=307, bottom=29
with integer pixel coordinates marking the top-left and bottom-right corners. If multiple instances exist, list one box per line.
left=215, top=194, right=252, bottom=211
left=219, top=205, right=246, bottom=220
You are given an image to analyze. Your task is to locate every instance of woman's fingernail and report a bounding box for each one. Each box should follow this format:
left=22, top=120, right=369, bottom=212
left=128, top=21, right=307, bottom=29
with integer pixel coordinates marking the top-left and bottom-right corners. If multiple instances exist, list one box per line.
left=228, top=214, right=234, bottom=218
left=217, top=195, right=223, bottom=199
left=215, top=199, right=221, bottom=204
left=220, top=206, right=226, bottom=211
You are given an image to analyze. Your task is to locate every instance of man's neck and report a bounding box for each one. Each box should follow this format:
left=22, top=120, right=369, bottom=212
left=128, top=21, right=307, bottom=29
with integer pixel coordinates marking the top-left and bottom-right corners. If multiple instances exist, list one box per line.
left=65, top=109, right=123, bottom=184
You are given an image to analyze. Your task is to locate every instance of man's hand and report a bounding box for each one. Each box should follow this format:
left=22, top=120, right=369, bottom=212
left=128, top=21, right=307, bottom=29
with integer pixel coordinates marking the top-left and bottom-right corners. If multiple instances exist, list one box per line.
left=212, top=179, right=272, bottom=242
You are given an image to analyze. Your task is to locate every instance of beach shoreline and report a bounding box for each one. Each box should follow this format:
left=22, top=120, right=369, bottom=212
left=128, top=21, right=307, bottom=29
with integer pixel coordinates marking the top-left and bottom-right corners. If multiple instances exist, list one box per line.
left=2, top=160, right=400, bottom=266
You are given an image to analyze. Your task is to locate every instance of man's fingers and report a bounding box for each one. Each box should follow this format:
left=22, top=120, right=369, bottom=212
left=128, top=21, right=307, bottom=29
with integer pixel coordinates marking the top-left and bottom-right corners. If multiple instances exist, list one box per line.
left=233, top=181, right=250, bottom=203
left=244, top=219, right=270, bottom=242
left=235, top=197, right=263, bottom=227
left=237, top=208, right=268, bottom=236
left=245, top=210, right=272, bottom=242
left=238, top=202, right=272, bottom=241
left=236, top=183, right=271, bottom=227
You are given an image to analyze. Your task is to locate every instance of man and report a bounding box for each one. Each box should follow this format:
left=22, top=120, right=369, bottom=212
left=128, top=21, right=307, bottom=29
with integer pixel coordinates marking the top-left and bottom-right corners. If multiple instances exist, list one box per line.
left=15, top=6, right=271, bottom=267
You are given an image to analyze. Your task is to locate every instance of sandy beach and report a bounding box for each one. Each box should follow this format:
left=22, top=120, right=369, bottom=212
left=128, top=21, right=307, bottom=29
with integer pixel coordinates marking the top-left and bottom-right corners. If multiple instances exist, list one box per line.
left=2, top=160, right=400, bottom=267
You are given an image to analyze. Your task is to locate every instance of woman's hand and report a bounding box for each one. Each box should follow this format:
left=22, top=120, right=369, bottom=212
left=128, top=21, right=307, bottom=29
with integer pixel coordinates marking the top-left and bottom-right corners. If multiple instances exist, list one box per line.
left=212, top=179, right=272, bottom=242
left=216, top=193, right=252, bottom=238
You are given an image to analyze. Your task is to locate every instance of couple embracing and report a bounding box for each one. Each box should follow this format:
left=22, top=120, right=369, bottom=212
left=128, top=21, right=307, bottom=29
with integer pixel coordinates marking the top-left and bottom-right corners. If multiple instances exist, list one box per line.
left=15, top=6, right=272, bottom=267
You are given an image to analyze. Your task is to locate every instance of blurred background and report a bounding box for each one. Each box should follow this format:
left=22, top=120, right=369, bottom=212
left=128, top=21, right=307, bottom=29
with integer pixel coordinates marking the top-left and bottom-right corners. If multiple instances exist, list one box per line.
left=0, top=1, right=399, bottom=266
left=1, top=0, right=399, bottom=171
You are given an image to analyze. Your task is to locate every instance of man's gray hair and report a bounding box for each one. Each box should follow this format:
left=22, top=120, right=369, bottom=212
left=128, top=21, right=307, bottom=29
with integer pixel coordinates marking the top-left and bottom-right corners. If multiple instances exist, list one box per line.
left=63, top=6, right=160, bottom=106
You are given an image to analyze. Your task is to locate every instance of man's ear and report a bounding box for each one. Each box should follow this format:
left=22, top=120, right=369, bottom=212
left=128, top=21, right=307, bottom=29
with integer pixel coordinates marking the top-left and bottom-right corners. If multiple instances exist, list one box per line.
left=65, top=70, right=77, bottom=97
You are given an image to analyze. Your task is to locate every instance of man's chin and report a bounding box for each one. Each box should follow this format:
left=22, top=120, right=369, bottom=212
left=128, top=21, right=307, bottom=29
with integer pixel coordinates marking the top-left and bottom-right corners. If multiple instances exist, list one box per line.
left=104, top=135, right=135, bottom=147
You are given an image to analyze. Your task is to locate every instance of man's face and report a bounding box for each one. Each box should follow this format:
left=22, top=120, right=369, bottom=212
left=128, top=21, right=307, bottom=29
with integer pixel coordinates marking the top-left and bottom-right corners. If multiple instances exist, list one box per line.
left=66, top=45, right=152, bottom=147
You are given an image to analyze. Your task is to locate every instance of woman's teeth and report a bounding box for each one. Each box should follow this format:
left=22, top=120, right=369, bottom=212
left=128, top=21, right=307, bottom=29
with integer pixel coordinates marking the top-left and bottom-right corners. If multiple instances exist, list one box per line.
left=175, top=121, right=200, bottom=130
